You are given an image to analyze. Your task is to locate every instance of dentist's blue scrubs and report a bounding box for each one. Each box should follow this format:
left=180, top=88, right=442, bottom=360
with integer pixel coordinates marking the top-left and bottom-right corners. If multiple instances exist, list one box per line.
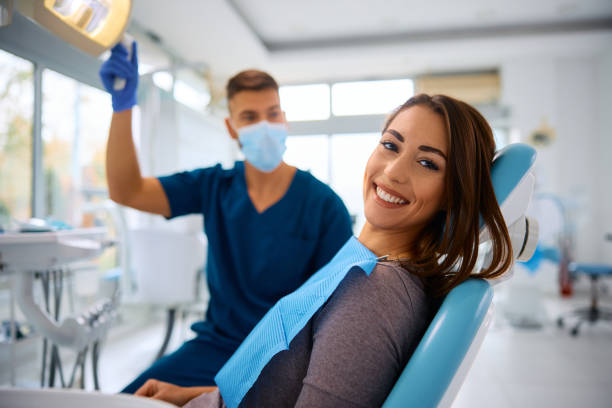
left=122, top=161, right=352, bottom=392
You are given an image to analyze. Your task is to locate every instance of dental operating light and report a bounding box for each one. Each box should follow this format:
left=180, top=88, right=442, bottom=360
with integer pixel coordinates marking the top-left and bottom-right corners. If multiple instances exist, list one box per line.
left=18, top=0, right=131, bottom=56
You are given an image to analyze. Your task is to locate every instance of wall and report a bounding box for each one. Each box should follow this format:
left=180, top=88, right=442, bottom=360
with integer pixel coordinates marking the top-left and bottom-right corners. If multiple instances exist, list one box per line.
left=597, top=48, right=612, bottom=265
left=501, top=47, right=612, bottom=264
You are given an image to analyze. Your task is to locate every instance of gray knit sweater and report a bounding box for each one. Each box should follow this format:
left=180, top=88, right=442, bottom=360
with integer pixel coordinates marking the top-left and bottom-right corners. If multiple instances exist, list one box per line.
left=184, top=261, right=431, bottom=408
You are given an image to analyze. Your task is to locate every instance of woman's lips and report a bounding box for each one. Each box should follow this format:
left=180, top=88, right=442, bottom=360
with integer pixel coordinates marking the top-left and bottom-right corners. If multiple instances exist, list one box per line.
left=373, top=183, right=409, bottom=208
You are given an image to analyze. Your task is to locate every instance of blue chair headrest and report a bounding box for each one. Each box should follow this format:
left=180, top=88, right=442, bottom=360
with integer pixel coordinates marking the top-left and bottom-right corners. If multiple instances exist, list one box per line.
left=490, top=143, right=536, bottom=211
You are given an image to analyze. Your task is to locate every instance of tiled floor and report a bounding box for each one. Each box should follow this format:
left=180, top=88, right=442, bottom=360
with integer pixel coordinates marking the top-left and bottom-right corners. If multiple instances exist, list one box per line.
left=454, top=319, right=612, bottom=408
left=97, top=309, right=195, bottom=392
left=454, top=269, right=612, bottom=408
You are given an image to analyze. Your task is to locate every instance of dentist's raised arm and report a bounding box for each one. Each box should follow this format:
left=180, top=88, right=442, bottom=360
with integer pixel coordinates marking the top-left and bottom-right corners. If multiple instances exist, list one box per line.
left=100, top=42, right=170, bottom=217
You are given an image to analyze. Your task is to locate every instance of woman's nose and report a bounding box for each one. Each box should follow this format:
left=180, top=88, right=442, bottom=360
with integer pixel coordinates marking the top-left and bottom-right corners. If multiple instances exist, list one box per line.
left=383, top=157, right=409, bottom=184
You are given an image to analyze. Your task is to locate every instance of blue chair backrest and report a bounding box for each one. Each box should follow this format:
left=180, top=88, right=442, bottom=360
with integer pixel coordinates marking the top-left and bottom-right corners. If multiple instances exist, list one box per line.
left=382, top=279, right=492, bottom=407
left=382, top=143, right=536, bottom=408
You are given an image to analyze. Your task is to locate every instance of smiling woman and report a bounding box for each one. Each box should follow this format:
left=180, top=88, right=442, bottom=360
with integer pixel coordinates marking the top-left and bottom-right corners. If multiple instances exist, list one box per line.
left=377, top=94, right=512, bottom=297
left=363, top=105, right=448, bottom=242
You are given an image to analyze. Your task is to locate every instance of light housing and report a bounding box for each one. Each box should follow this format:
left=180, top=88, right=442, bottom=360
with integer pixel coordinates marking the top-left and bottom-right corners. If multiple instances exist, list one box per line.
left=18, top=0, right=131, bottom=56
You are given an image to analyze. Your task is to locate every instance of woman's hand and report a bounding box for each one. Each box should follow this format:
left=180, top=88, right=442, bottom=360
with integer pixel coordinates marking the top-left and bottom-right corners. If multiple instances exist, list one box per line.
left=135, top=378, right=217, bottom=406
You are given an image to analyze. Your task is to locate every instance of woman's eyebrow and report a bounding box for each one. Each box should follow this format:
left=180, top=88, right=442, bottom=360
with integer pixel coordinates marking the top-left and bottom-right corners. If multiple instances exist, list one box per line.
left=385, top=129, right=404, bottom=142
left=419, top=145, right=447, bottom=160
left=385, top=128, right=447, bottom=160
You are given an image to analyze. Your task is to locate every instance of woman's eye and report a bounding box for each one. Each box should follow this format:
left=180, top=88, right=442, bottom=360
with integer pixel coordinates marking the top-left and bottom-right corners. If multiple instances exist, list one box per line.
left=380, top=141, right=398, bottom=152
left=418, top=159, right=439, bottom=171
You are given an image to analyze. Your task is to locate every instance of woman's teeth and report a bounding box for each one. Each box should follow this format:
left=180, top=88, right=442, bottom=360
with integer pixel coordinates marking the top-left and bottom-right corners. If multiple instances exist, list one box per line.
left=376, top=186, right=407, bottom=205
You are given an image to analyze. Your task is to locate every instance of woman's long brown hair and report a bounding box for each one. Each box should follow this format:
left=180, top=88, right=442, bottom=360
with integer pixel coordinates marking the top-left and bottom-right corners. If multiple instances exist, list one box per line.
left=385, top=94, right=513, bottom=297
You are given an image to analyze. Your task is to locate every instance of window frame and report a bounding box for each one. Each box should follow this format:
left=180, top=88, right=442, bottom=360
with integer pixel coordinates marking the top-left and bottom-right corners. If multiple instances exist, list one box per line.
left=0, top=13, right=108, bottom=218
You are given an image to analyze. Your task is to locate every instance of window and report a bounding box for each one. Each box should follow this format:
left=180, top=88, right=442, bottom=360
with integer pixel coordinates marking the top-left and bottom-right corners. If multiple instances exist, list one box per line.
left=330, top=133, right=380, bottom=232
left=331, top=79, right=414, bottom=116
left=0, top=49, right=34, bottom=223
left=152, top=71, right=173, bottom=92
left=42, top=69, right=111, bottom=225
left=42, top=68, right=116, bottom=270
left=280, top=84, right=330, bottom=121
left=280, top=78, right=416, bottom=232
left=174, top=80, right=211, bottom=112
left=174, top=68, right=211, bottom=112
left=284, top=135, right=329, bottom=183
left=78, top=79, right=114, bottom=197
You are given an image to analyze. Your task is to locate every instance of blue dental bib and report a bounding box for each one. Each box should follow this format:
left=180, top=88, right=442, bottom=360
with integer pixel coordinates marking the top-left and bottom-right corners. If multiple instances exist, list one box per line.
left=215, top=236, right=378, bottom=408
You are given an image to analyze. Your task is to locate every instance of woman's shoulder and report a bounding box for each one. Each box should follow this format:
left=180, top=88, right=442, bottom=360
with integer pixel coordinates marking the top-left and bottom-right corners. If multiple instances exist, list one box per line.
left=372, top=261, right=425, bottom=289
left=371, top=261, right=427, bottom=300
left=347, top=263, right=433, bottom=362
left=317, top=262, right=431, bottom=334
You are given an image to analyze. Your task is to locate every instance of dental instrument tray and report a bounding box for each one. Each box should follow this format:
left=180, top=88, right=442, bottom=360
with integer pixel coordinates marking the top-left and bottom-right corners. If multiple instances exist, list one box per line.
left=0, top=228, right=108, bottom=270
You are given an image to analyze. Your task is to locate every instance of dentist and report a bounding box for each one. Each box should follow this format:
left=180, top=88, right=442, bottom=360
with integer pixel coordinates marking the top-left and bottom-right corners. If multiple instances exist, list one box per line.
left=99, top=43, right=352, bottom=392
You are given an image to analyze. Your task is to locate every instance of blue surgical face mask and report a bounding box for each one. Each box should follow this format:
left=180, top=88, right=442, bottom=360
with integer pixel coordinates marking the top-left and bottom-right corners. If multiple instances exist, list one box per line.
left=237, top=120, right=288, bottom=172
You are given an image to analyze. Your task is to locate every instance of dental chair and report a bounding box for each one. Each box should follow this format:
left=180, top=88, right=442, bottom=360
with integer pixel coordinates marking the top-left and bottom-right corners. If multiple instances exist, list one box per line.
left=383, top=143, right=538, bottom=407
left=0, top=144, right=537, bottom=408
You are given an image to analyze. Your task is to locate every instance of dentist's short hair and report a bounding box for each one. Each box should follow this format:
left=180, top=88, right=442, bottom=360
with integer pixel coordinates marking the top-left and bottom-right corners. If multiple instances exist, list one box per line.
left=226, top=69, right=279, bottom=100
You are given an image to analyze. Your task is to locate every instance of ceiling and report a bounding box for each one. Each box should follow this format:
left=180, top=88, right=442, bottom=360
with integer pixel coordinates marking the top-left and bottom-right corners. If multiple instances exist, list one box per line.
left=130, top=0, right=612, bottom=89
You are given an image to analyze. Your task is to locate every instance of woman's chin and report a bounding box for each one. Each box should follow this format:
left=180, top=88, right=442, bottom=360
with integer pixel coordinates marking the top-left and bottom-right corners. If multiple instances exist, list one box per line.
left=363, top=210, right=404, bottom=232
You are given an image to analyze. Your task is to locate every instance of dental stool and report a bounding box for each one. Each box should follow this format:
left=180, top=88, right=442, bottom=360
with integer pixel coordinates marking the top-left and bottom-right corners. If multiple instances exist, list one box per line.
left=557, top=262, right=612, bottom=336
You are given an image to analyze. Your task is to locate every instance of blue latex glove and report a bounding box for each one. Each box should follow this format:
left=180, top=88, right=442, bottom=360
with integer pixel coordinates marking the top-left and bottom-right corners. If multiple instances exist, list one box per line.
left=99, top=41, right=138, bottom=112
